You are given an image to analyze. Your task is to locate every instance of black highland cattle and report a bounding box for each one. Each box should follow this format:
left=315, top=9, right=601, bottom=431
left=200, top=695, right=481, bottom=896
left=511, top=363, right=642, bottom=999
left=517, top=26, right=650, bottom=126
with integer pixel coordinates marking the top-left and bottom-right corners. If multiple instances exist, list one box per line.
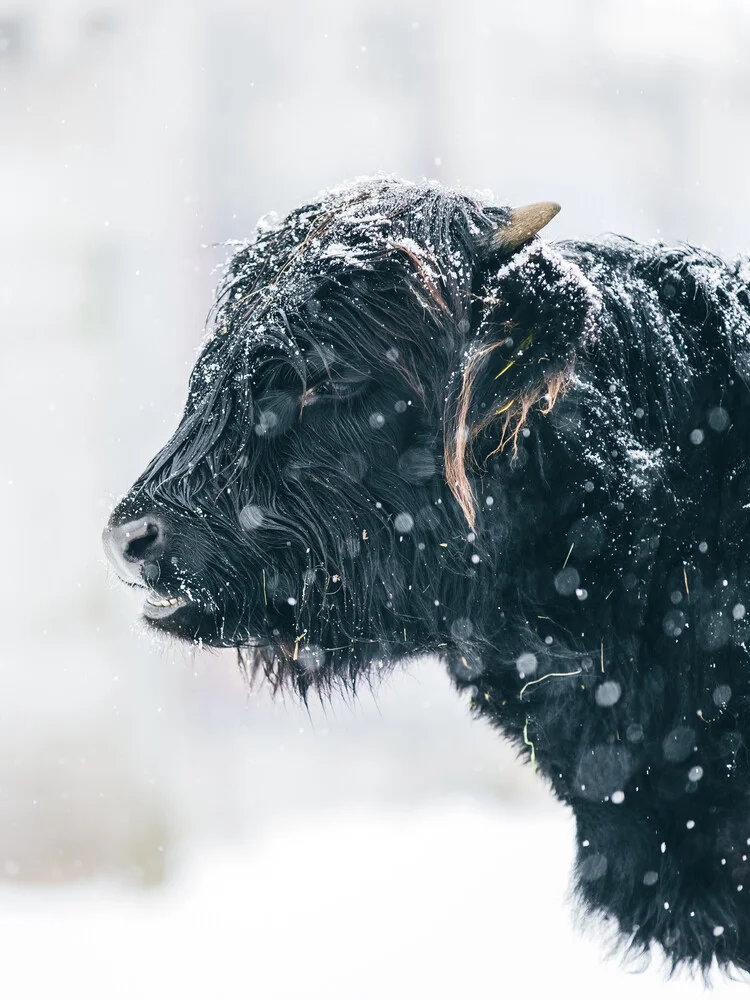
left=104, top=177, right=750, bottom=975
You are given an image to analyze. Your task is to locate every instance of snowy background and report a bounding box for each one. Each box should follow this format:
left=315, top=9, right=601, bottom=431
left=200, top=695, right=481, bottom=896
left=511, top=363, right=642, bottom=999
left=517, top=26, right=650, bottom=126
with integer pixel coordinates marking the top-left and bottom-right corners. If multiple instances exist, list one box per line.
left=2, top=0, right=750, bottom=995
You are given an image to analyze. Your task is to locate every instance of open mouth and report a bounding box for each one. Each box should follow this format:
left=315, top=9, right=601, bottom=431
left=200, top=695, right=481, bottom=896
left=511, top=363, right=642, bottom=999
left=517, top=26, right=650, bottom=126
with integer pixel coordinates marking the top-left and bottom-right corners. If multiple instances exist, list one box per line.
left=142, top=593, right=190, bottom=620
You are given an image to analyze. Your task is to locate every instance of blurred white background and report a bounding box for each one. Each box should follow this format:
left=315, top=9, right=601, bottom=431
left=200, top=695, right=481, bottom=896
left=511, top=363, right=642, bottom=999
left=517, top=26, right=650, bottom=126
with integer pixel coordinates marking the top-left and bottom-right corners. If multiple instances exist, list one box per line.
left=2, top=0, right=750, bottom=995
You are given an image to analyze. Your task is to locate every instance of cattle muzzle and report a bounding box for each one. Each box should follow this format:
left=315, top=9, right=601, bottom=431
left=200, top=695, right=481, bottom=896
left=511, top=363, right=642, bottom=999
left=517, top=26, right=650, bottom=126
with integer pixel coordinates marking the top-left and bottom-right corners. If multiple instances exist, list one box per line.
left=102, top=513, right=190, bottom=621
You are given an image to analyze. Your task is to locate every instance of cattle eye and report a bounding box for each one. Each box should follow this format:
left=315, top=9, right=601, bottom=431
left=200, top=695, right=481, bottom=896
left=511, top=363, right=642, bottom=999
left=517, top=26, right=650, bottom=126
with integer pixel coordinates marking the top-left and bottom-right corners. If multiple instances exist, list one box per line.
left=301, top=378, right=368, bottom=406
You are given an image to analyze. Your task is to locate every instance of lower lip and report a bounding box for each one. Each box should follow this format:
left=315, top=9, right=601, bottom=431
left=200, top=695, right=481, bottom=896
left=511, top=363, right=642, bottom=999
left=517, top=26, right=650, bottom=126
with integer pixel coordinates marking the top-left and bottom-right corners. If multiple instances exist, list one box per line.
left=143, top=598, right=188, bottom=620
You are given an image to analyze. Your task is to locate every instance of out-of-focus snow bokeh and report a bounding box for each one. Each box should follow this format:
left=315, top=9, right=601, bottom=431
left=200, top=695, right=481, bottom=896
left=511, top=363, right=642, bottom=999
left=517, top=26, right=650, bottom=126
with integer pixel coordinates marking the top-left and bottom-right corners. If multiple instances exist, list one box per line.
left=1, top=0, right=749, bottom=995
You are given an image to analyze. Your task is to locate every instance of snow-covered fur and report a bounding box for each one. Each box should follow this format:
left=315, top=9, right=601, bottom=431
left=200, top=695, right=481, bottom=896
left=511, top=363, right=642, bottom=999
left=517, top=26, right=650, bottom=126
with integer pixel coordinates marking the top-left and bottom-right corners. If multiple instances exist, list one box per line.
left=104, top=177, right=750, bottom=976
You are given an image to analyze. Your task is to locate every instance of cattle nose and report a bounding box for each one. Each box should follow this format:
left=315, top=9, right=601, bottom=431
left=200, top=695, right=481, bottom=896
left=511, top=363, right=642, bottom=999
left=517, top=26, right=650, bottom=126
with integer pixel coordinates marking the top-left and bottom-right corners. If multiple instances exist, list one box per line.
left=103, top=514, right=167, bottom=586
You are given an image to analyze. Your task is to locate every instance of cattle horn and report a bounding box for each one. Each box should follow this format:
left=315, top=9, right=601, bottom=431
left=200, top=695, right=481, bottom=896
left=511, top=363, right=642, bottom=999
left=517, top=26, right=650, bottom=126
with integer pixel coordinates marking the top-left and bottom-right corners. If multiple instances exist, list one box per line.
left=489, top=201, right=561, bottom=254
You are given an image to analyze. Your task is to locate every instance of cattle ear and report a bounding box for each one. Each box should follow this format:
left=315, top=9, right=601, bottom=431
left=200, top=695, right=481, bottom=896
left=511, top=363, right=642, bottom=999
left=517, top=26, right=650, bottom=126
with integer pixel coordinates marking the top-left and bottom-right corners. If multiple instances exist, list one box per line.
left=445, top=331, right=574, bottom=530
left=446, top=238, right=599, bottom=530
left=486, top=202, right=561, bottom=257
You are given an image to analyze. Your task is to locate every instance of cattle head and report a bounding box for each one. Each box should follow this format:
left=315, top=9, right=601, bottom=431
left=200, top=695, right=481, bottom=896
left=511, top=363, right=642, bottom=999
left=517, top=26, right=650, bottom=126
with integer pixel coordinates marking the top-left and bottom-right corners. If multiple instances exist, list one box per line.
left=103, top=178, right=573, bottom=694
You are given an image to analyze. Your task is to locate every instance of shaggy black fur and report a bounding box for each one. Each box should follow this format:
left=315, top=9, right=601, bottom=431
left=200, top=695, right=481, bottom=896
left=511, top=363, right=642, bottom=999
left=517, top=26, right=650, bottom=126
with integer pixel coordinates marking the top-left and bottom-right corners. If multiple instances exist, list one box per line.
left=104, top=177, right=750, bottom=976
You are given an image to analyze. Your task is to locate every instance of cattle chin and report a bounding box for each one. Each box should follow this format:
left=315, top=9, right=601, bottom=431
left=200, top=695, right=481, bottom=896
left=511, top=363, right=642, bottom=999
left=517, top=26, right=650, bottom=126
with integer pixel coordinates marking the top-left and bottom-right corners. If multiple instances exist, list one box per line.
left=140, top=591, right=267, bottom=650
left=140, top=593, right=207, bottom=641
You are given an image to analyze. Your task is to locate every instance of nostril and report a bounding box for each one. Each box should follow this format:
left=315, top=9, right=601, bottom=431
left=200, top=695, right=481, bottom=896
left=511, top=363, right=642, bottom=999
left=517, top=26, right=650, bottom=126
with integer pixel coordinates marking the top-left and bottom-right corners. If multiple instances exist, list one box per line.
left=103, top=514, right=168, bottom=585
left=125, top=522, right=160, bottom=562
